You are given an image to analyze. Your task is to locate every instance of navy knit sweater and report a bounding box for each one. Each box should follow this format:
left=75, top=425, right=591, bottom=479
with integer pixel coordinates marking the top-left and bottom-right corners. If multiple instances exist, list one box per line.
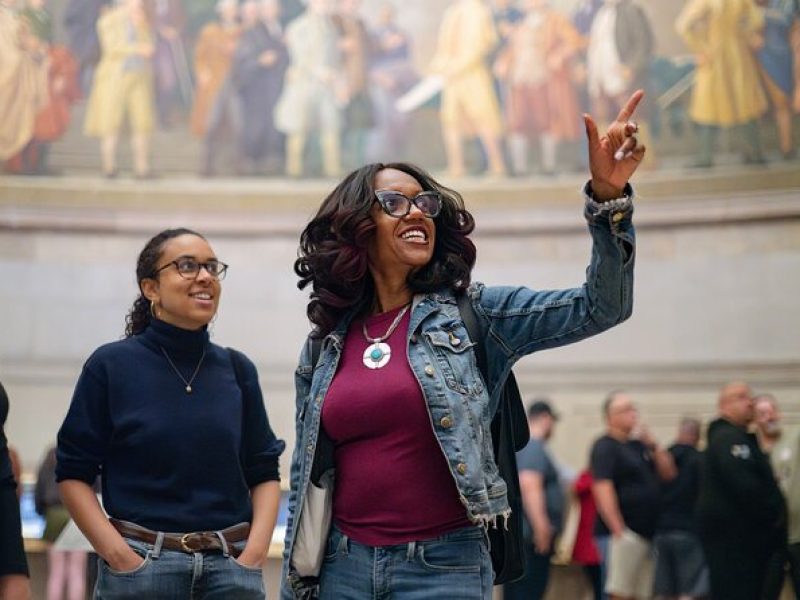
left=56, top=319, right=285, bottom=532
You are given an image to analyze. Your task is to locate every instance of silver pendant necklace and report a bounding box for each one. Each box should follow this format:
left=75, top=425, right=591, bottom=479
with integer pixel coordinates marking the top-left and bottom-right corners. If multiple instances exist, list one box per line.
left=361, top=303, right=411, bottom=369
left=160, top=346, right=206, bottom=393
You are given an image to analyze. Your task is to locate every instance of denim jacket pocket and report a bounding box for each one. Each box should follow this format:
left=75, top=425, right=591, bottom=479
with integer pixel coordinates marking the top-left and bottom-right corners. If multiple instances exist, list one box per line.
left=423, top=330, right=484, bottom=396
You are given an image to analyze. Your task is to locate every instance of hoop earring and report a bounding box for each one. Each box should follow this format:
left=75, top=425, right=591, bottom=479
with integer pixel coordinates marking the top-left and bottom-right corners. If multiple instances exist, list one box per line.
left=150, top=300, right=159, bottom=320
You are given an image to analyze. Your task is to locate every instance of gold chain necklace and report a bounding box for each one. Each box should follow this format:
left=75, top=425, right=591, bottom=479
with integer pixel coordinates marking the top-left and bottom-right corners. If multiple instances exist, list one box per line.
left=160, top=346, right=206, bottom=394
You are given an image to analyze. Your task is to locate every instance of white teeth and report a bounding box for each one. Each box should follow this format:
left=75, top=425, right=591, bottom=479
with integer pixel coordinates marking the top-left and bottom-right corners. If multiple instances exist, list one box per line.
left=401, top=229, right=427, bottom=242
left=193, top=293, right=211, bottom=300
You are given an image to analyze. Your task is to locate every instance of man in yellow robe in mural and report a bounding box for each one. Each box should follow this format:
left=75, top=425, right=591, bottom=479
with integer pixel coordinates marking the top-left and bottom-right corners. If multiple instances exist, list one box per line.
left=83, top=0, right=156, bottom=178
left=430, top=0, right=506, bottom=177
left=676, top=0, right=768, bottom=167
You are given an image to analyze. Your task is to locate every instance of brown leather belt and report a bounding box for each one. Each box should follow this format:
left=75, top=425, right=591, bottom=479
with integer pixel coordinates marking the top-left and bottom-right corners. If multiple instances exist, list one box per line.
left=110, top=518, right=250, bottom=558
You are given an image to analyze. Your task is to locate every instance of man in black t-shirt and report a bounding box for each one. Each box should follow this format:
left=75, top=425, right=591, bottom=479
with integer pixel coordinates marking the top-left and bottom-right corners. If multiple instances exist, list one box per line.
left=590, top=391, right=676, bottom=600
left=652, top=417, right=709, bottom=599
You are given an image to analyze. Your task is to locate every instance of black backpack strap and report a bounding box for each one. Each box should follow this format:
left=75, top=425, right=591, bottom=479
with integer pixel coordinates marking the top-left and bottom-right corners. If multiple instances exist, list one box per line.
left=457, top=293, right=528, bottom=583
left=228, top=346, right=245, bottom=384
left=309, top=336, right=323, bottom=370
left=456, top=293, right=488, bottom=382
left=306, top=335, right=334, bottom=485
left=227, top=347, right=251, bottom=466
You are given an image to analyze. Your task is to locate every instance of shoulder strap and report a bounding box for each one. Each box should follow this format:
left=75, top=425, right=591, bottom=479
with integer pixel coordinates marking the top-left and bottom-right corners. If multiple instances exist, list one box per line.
left=309, top=336, right=323, bottom=370
left=305, top=336, right=335, bottom=485
left=228, top=346, right=246, bottom=386
left=227, top=347, right=251, bottom=462
left=456, top=293, right=488, bottom=382
left=456, top=294, right=528, bottom=453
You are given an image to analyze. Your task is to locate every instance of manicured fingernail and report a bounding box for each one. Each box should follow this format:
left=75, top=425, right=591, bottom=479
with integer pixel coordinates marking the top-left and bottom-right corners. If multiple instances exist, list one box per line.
left=614, top=150, right=624, bottom=161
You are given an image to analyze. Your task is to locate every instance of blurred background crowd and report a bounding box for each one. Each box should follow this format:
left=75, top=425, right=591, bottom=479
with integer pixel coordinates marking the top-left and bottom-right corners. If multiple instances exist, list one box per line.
left=1, top=0, right=799, bottom=179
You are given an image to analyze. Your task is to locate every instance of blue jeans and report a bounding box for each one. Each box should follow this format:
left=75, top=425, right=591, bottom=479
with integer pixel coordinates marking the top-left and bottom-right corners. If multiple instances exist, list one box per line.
left=319, top=525, right=493, bottom=599
left=94, top=536, right=265, bottom=599
left=594, top=535, right=609, bottom=600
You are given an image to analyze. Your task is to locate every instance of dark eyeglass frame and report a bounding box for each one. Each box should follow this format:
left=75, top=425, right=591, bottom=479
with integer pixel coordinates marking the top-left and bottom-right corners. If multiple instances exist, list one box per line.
left=374, top=189, right=442, bottom=218
left=153, top=258, right=229, bottom=280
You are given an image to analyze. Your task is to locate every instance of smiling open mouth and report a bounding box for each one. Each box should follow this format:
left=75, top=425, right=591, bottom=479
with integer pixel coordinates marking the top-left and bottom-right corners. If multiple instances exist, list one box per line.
left=400, top=229, right=428, bottom=243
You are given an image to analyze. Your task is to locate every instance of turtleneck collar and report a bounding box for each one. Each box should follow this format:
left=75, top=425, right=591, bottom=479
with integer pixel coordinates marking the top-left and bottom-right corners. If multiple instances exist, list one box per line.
left=139, top=318, right=210, bottom=355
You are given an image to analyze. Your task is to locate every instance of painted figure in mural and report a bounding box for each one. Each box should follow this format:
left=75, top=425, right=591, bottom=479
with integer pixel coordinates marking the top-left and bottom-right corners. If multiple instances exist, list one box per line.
left=573, top=0, right=603, bottom=37
left=754, top=0, right=800, bottom=159
left=489, top=0, right=522, bottom=114
left=241, top=0, right=261, bottom=31
left=63, top=0, right=108, bottom=94
left=190, top=0, right=242, bottom=177
left=429, top=0, right=506, bottom=177
left=571, top=0, right=603, bottom=170
left=494, top=0, right=583, bottom=175
left=365, top=2, right=418, bottom=163
left=231, top=0, right=289, bottom=175
left=491, top=0, right=522, bottom=47
left=274, top=0, right=343, bottom=178
left=8, top=0, right=80, bottom=176
left=83, top=0, right=156, bottom=178
left=144, top=0, right=187, bottom=128
left=587, top=0, right=653, bottom=157
left=333, top=0, right=375, bottom=170
left=0, top=0, right=49, bottom=166
left=676, top=0, right=768, bottom=167
left=793, top=20, right=800, bottom=112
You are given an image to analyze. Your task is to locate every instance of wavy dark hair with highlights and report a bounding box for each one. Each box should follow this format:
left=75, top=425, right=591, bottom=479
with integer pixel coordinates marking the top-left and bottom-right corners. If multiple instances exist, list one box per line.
left=124, top=227, right=206, bottom=338
left=295, top=162, right=477, bottom=337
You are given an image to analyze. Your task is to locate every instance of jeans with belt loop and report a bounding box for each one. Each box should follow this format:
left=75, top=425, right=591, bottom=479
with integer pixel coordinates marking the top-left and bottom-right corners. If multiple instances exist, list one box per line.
left=318, top=525, right=493, bottom=599
left=94, top=533, right=265, bottom=599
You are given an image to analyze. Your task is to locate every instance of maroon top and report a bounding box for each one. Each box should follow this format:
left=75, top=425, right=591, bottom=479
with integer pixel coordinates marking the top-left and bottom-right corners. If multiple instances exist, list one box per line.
left=321, top=305, right=472, bottom=546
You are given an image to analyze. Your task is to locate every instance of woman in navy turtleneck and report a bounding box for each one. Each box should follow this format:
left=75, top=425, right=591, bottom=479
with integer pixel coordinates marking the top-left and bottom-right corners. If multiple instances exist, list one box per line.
left=56, top=228, right=285, bottom=599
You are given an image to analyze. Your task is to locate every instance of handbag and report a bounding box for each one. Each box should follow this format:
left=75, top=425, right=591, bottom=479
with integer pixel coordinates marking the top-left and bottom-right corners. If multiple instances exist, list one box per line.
left=552, top=493, right=581, bottom=566
left=289, top=339, right=336, bottom=582
left=457, top=293, right=529, bottom=585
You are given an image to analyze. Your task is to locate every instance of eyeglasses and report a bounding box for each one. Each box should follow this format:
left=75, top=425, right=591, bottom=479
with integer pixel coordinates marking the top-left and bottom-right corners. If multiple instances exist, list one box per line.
left=375, top=189, right=442, bottom=218
left=154, top=258, right=229, bottom=280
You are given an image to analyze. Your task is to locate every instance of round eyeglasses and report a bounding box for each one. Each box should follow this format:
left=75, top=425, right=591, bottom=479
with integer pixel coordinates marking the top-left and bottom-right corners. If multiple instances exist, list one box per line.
left=375, top=189, right=442, bottom=218
left=154, top=258, right=229, bottom=280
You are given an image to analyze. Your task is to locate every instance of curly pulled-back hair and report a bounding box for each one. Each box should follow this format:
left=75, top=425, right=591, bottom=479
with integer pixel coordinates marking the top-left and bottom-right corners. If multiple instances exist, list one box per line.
left=124, top=228, right=206, bottom=338
left=295, top=162, right=476, bottom=337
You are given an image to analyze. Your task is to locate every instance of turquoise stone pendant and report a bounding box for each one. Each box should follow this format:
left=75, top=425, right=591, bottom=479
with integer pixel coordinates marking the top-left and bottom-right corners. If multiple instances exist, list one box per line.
left=363, top=342, right=391, bottom=369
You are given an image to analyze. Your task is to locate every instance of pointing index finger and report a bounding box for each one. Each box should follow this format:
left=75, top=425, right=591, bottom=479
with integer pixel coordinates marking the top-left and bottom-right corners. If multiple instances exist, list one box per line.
left=615, top=89, right=645, bottom=123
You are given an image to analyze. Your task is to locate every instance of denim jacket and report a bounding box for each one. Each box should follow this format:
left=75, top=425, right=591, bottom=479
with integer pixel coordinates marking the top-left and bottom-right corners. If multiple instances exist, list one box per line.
left=281, top=184, right=636, bottom=597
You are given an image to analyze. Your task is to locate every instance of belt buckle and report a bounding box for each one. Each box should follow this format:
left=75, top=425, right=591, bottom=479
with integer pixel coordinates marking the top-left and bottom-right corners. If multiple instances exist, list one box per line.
left=180, top=533, right=196, bottom=553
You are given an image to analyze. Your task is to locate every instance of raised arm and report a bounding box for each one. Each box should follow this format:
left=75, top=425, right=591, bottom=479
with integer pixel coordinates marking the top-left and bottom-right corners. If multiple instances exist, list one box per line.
left=471, top=92, right=645, bottom=384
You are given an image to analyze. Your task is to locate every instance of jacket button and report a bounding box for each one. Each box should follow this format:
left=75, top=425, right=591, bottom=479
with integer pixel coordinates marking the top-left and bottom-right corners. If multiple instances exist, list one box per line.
left=612, top=212, right=624, bottom=223
left=456, top=463, right=467, bottom=475
left=440, top=416, right=453, bottom=428
left=306, top=443, right=313, bottom=453
left=410, top=334, right=417, bottom=344
left=424, top=365, right=435, bottom=376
